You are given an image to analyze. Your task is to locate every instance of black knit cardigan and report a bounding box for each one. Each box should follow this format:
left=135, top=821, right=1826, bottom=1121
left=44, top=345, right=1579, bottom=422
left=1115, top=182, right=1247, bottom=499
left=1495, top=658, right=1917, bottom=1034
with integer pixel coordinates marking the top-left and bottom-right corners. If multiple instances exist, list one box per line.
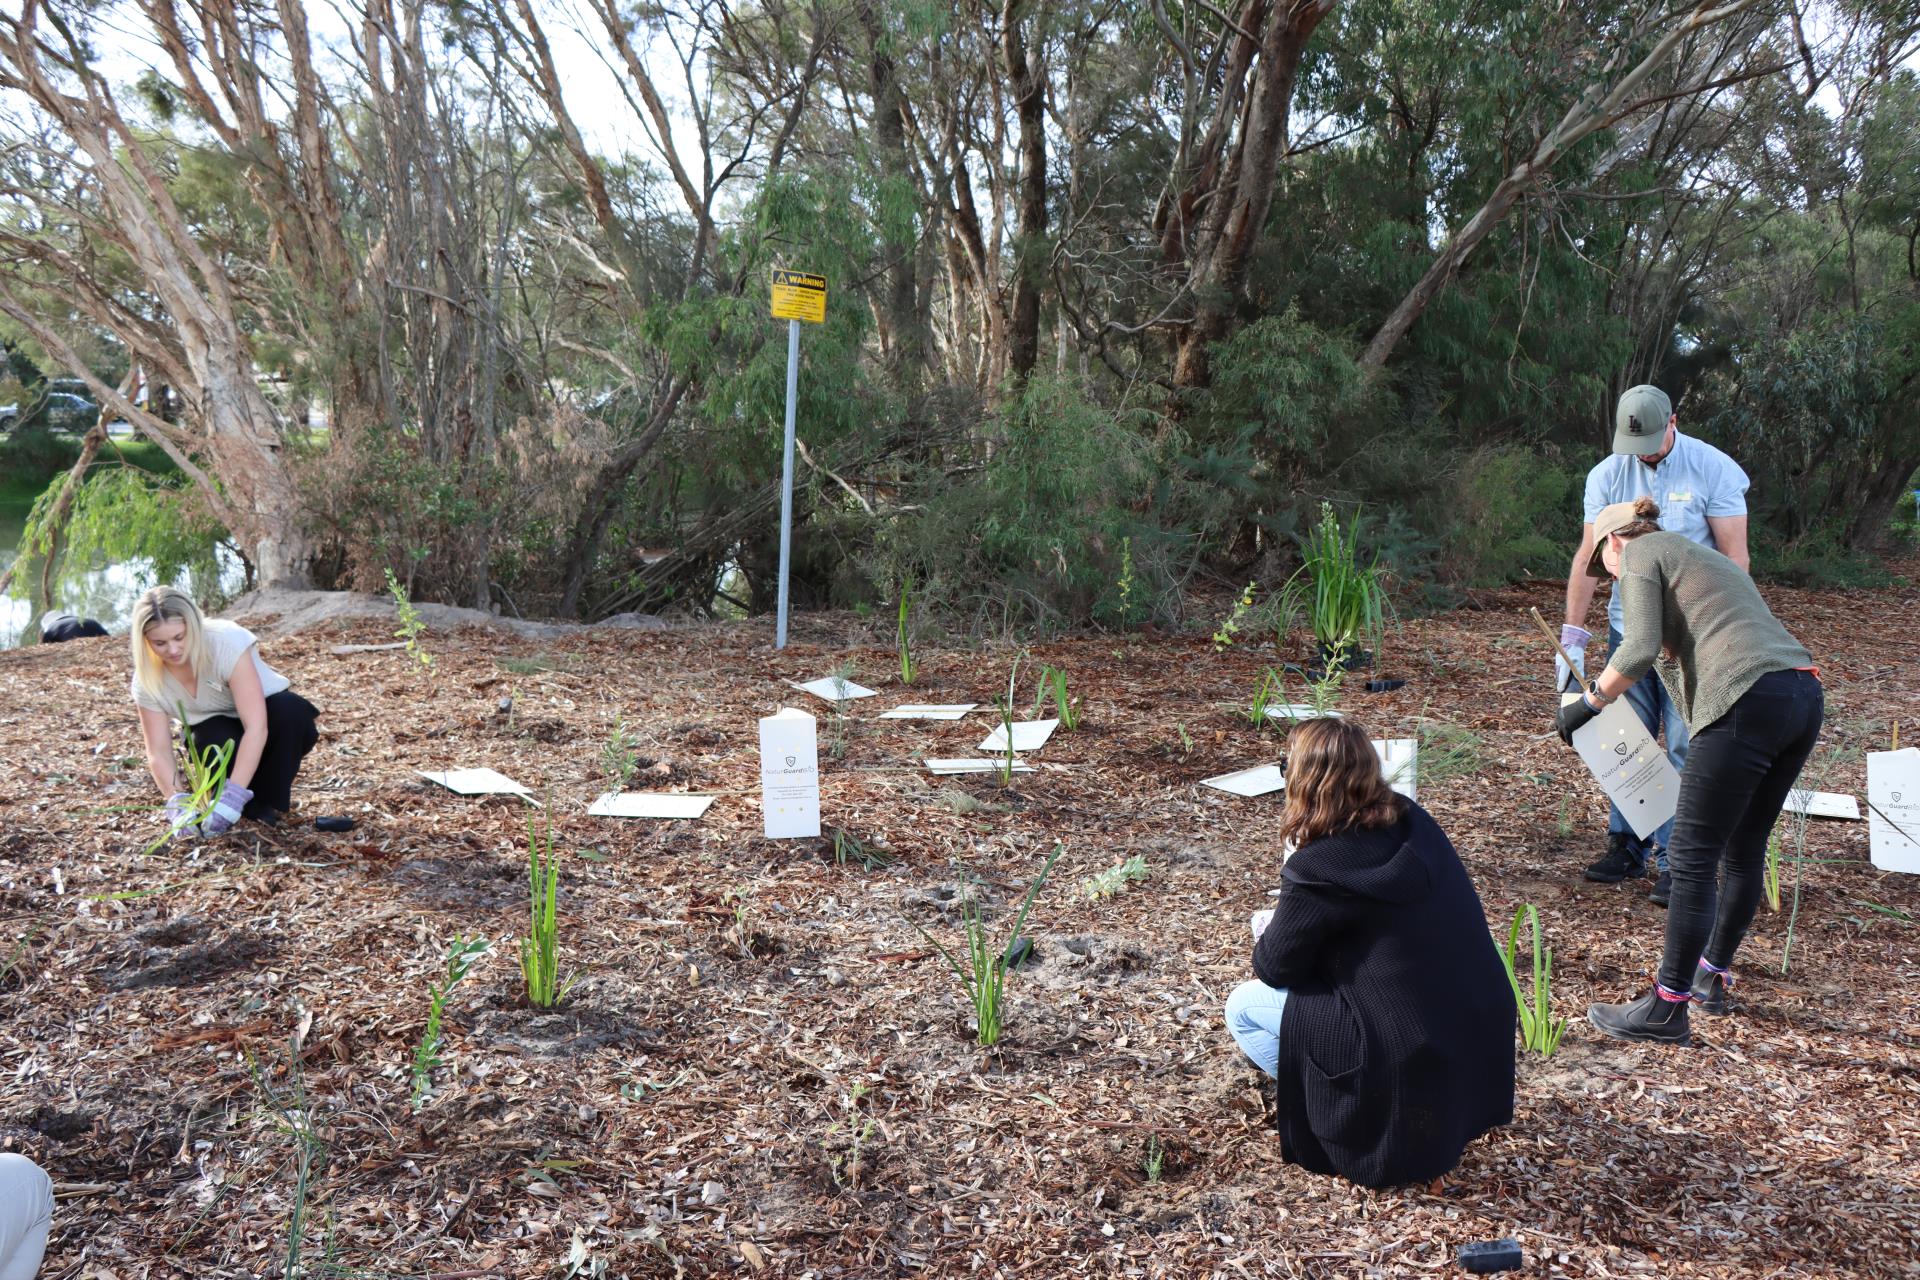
left=1252, top=803, right=1516, bottom=1188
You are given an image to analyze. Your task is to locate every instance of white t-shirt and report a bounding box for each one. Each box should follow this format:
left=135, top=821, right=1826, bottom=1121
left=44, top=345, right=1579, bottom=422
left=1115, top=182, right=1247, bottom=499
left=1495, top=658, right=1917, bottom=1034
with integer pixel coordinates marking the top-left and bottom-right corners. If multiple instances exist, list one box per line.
left=131, top=619, right=291, bottom=724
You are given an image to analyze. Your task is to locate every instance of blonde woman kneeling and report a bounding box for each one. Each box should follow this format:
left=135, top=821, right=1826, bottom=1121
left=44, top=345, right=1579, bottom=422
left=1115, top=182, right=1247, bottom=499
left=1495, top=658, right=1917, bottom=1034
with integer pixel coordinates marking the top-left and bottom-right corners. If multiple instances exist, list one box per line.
left=131, top=586, right=320, bottom=837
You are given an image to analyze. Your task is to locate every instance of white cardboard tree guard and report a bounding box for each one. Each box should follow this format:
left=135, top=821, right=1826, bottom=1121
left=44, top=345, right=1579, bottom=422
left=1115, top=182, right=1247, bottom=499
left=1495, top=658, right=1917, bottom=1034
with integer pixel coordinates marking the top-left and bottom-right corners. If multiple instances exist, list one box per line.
left=977, top=718, right=1059, bottom=753
left=759, top=707, right=821, bottom=838
left=925, top=758, right=1035, bottom=776
left=877, top=703, right=978, bottom=720
left=788, top=677, right=879, bottom=703
left=1867, top=748, right=1920, bottom=874
left=1782, top=789, right=1862, bottom=821
left=1373, top=739, right=1418, bottom=802
left=1569, top=699, right=1679, bottom=841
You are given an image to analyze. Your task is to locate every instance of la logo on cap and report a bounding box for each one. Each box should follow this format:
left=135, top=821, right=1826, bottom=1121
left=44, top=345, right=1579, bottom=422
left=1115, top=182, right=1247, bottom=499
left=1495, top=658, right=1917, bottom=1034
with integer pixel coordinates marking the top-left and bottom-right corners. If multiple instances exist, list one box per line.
left=1627, top=416, right=1646, bottom=435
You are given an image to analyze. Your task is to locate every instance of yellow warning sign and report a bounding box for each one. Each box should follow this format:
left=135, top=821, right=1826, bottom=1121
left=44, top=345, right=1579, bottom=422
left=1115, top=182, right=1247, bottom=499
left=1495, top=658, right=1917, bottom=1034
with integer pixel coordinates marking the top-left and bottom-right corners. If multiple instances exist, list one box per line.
left=770, top=269, right=827, bottom=324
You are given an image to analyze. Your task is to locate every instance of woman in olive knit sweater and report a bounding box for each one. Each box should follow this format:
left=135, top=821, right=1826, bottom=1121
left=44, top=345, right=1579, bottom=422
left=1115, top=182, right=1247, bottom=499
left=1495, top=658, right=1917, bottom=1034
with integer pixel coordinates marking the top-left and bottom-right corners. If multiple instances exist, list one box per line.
left=1556, top=497, right=1823, bottom=1045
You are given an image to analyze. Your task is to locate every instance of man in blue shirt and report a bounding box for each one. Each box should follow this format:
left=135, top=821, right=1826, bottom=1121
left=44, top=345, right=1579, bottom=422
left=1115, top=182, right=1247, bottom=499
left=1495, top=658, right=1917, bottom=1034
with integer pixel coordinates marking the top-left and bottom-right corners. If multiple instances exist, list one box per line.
left=1558, top=385, right=1750, bottom=904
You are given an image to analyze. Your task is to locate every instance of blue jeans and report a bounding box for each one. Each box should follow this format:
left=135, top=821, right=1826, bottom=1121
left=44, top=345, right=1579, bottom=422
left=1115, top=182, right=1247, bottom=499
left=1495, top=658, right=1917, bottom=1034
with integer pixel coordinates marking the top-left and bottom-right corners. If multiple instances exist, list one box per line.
left=1224, top=979, right=1290, bottom=1078
left=1607, top=627, right=1686, bottom=872
left=1658, top=669, right=1823, bottom=992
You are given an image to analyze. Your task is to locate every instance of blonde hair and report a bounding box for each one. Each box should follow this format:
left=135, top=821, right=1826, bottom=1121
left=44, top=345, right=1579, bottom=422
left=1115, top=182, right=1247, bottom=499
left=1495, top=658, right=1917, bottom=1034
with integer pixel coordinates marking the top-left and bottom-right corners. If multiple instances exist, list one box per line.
left=130, top=586, right=210, bottom=709
left=1278, top=716, right=1406, bottom=851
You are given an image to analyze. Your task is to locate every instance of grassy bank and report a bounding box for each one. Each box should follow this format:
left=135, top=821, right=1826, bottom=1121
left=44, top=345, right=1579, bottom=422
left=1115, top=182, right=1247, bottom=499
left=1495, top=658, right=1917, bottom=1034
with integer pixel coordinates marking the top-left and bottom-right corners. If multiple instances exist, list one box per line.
left=0, top=433, right=181, bottom=519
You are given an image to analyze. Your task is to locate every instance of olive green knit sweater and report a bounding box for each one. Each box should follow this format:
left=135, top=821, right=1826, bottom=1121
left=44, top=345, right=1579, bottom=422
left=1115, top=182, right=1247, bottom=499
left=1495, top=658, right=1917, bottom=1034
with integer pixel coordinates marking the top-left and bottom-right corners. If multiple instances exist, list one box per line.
left=1611, top=532, right=1813, bottom=732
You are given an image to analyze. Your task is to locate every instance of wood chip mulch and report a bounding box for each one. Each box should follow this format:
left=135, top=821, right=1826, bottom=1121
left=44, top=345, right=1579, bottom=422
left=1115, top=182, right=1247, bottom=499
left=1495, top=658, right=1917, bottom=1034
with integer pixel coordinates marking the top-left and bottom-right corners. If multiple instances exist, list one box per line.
left=2, top=571, right=1917, bottom=1279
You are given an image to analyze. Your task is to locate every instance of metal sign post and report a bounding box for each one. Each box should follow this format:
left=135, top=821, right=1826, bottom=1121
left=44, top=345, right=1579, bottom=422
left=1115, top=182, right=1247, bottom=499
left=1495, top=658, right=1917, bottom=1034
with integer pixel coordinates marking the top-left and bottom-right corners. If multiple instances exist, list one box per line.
left=769, top=269, right=826, bottom=650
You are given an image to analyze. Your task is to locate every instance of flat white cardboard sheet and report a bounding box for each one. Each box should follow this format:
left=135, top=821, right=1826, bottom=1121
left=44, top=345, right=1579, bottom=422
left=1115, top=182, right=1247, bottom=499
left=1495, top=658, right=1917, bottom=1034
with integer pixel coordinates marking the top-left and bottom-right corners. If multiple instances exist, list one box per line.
left=977, top=718, right=1060, bottom=753
left=588, top=792, right=715, bottom=819
left=1201, top=764, right=1287, bottom=798
left=789, top=676, right=879, bottom=703
left=1867, top=748, right=1920, bottom=874
left=878, top=703, right=978, bottom=720
left=926, top=757, right=1036, bottom=776
left=1570, top=699, right=1679, bottom=841
left=419, top=768, right=540, bottom=804
left=1782, top=789, right=1862, bottom=821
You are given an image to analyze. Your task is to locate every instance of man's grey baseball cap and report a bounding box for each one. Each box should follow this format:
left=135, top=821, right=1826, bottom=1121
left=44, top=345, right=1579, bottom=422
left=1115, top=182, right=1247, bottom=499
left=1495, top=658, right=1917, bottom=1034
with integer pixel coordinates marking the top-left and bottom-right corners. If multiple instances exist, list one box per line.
left=1613, top=384, right=1672, bottom=456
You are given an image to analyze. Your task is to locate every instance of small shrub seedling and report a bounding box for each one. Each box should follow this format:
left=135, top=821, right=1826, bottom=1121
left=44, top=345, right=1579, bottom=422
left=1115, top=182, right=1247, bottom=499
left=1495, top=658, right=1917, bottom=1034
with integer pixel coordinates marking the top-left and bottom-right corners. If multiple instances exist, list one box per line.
left=1115, top=535, right=1139, bottom=627
left=833, top=828, right=896, bottom=871
left=1416, top=717, right=1486, bottom=782
left=1032, top=664, right=1080, bottom=731
left=1213, top=580, right=1257, bottom=649
left=1143, top=1134, right=1165, bottom=1183
left=1081, top=854, right=1149, bottom=901
left=385, top=567, right=434, bottom=672
left=897, top=577, right=918, bottom=685
left=915, top=843, right=1063, bottom=1047
left=410, top=934, right=491, bottom=1109
left=602, top=718, right=641, bottom=789
left=1247, top=667, right=1284, bottom=728
left=1500, top=904, right=1566, bottom=1056
left=521, top=807, right=576, bottom=1009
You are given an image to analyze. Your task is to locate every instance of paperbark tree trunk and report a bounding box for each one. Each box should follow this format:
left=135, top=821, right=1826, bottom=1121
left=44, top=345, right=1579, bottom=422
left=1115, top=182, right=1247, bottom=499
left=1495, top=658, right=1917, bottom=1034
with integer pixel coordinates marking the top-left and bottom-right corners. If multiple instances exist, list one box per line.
left=1002, top=0, right=1049, bottom=384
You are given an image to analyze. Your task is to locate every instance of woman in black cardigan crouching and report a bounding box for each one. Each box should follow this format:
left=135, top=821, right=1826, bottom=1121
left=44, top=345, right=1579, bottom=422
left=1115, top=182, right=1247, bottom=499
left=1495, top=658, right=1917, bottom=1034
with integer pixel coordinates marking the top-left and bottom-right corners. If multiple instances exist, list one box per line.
left=1225, top=716, right=1516, bottom=1188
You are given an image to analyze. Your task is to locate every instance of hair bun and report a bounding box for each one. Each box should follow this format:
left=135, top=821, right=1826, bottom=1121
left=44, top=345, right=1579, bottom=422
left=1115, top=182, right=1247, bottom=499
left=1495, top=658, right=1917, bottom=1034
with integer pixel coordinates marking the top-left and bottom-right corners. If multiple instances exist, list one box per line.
left=1631, top=496, right=1661, bottom=520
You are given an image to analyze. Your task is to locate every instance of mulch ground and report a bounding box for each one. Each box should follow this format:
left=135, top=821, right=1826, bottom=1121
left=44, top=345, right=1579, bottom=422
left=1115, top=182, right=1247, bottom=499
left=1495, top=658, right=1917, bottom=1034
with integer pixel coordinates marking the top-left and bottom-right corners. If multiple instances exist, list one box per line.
left=2, top=573, right=1917, bottom=1279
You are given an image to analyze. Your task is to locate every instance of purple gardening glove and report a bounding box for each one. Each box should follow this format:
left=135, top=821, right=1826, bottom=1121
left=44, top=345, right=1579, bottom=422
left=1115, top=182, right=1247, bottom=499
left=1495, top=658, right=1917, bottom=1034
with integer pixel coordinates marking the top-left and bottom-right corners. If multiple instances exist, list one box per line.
left=1554, top=624, right=1591, bottom=693
left=201, top=781, right=254, bottom=836
left=163, top=792, right=201, bottom=841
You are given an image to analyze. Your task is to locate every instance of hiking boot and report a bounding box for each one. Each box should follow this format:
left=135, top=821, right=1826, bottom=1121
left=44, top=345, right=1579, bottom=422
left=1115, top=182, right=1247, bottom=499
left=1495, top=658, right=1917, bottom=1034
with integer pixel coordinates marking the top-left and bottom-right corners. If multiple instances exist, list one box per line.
left=1584, top=833, right=1647, bottom=883
left=1588, top=988, right=1692, bottom=1046
left=1649, top=869, right=1672, bottom=908
left=1691, top=964, right=1734, bottom=1015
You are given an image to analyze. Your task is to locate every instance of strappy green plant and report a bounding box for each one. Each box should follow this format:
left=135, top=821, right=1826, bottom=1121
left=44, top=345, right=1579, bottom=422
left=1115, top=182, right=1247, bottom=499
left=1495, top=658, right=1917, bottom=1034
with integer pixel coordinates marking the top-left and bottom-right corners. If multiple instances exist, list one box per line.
left=145, top=702, right=235, bottom=853
left=914, top=843, right=1063, bottom=1047
left=1500, top=904, right=1567, bottom=1056
left=1247, top=667, right=1284, bottom=728
left=1031, top=664, right=1079, bottom=731
left=897, top=577, right=918, bottom=684
left=521, top=807, right=576, bottom=1009
left=1278, top=502, right=1387, bottom=663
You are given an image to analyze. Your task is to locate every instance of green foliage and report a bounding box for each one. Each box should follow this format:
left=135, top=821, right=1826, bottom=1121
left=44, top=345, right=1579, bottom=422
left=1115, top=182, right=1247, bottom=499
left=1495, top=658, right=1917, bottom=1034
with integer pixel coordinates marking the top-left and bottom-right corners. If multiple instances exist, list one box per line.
left=1764, top=830, right=1783, bottom=914
left=913, top=844, right=1063, bottom=1047
left=1499, top=905, right=1567, bottom=1057
left=897, top=577, right=918, bottom=684
left=1143, top=1134, right=1165, bottom=1183
left=1441, top=445, right=1583, bottom=585
left=7, top=458, right=227, bottom=611
left=833, top=828, right=895, bottom=871
left=1031, top=664, right=1080, bottom=731
left=1278, top=503, right=1388, bottom=660
left=410, top=935, right=491, bottom=1110
left=1416, top=718, right=1487, bottom=782
left=1212, top=581, right=1258, bottom=649
left=385, top=569, right=434, bottom=672
left=1247, top=667, right=1284, bottom=728
left=1081, top=854, right=1149, bottom=901
left=601, top=719, right=641, bottom=789
left=146, top=704, right=235, bottom=854
left=521, top=808, right=576, bottom=1009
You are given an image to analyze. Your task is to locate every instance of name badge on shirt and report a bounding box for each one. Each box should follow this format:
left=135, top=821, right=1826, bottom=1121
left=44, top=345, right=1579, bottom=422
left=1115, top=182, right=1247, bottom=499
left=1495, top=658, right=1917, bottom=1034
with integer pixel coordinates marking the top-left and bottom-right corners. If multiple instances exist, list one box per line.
left=1666, top=491, right=1693, bottom=504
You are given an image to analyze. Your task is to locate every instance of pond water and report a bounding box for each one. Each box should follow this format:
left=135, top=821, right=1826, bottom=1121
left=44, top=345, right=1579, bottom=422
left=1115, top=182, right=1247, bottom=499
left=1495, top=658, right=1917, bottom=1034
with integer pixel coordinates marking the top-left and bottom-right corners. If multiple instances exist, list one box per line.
left=0, top=509, right=246, bottom=648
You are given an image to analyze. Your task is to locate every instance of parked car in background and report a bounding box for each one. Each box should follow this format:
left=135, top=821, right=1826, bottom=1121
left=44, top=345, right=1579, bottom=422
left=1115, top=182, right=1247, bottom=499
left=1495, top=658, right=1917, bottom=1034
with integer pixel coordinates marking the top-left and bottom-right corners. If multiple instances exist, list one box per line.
left=0, top=388, right=103, bottom=434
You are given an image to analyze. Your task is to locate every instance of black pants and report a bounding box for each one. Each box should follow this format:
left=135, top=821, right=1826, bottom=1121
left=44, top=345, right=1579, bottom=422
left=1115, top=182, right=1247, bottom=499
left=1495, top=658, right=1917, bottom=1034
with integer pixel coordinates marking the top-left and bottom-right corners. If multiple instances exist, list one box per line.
left=187, top=690, right=321, bottom=819
left=1658, top=669, right=1823, bottom=992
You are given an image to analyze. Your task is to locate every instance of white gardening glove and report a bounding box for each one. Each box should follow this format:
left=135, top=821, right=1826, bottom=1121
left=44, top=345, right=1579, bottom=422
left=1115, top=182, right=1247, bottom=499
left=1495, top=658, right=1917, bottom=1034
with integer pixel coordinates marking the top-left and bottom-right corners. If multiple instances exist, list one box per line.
left=1554, top=624, right=1590, bottom=693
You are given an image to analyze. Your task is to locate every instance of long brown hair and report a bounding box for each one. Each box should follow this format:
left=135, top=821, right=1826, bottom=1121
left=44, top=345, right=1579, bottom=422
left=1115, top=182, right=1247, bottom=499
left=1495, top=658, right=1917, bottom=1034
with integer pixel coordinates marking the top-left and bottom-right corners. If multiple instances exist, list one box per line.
left=1279, top=716, right=1406, bottom=850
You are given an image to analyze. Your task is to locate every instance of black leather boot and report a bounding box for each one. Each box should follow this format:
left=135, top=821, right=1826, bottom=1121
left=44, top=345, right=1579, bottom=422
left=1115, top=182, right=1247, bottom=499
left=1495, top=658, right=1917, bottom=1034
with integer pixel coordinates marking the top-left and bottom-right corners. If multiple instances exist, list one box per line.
left=1690, top=963, right=1733, bottom=1015
left=1584, top=832, right=1647, bottom=883
left=1587, top=988, right=1692, bottom=1046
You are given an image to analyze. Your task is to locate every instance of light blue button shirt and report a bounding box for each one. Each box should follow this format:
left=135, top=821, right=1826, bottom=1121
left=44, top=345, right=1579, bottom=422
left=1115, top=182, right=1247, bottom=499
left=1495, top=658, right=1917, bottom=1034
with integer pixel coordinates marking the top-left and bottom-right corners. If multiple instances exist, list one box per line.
left=1584, top=431, right=1749, bottom=633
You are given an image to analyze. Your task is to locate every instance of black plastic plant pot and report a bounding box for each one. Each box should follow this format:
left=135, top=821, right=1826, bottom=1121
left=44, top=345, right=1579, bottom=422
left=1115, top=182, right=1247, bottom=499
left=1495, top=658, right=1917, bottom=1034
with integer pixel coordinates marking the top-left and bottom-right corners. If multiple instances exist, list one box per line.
left=1365, top=678, right=1406, bottom=693
left=1316, top=642, right=1374, bottom=673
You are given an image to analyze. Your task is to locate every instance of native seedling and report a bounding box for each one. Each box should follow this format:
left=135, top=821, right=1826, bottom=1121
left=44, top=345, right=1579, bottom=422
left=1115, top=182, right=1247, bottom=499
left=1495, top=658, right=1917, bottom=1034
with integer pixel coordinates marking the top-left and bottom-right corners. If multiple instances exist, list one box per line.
left=897, top=578, right=918, bottom=685
left=1279, top=502, right=1388, bottom=668
left=914, top=843, right=1063, bottom=1047
left=1554, top=794, right=1575, bottom=839
left=385, top=567, right=433, bottom=672
left=1213, top=580, right=1257, bottom=649
left=1175, top=722, right=1193, bottom=756
left=410, top=934, right=491, bottom=1110
left=1115, top=535, right=1139, bottom=627
left=1247, top=667, right=1284, bottom=728
left=145, top=703, right=236, bottom=854
left=1032, top=664, right=1080, bottom=731
left=825, top=1081, right=878, bottom=1191
left=602, top=718, right=641, bottom=789
left=1143, top=1134, right=1165, bottom=1183
left=833, top=828, right=895, bottom=871
left=1416, top=716, right=1486, bottom=782
left=1500, top=904, right=1566, bottom=1056
left=994, top=654, right=1024, bottom=788
left=521, top=807, right=576, bottom=1009
left=1081, top=854, right=1149, bottom=901
left=1764, top=830, right=1784, bottom=913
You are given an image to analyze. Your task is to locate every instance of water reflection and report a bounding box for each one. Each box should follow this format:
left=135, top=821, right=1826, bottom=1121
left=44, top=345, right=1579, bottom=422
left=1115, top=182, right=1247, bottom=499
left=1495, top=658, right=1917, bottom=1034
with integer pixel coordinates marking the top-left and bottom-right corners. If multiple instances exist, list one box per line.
left=0, top=514, right=246, bottom=646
